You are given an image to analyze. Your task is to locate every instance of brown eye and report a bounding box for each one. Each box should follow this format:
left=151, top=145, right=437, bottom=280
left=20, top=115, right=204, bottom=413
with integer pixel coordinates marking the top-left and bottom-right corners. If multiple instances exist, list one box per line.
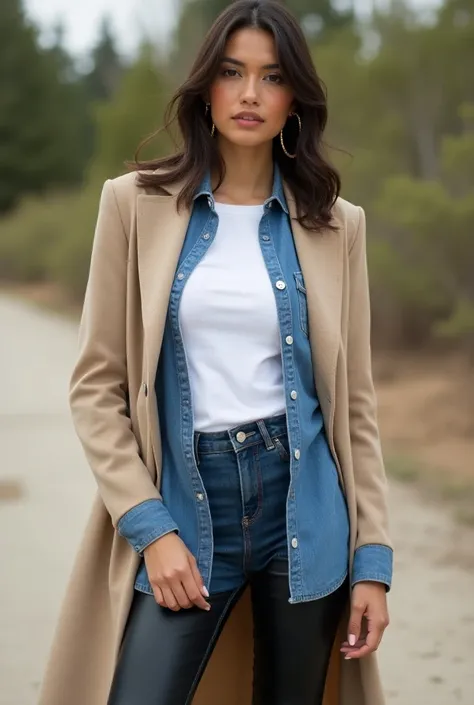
left=266, top=74, right=284, bottom=84
left=222, top=68, right=240, bottom=77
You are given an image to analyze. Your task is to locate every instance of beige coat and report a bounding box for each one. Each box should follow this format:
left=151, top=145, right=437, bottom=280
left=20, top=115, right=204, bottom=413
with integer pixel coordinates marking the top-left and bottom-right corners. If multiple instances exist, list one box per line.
left=38, top=170, right=392, bottom=705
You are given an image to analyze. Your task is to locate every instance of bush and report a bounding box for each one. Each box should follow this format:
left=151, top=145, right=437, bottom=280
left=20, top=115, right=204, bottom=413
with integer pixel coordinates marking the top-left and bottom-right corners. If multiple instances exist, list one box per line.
left=0, top=185, right=101, bottom=303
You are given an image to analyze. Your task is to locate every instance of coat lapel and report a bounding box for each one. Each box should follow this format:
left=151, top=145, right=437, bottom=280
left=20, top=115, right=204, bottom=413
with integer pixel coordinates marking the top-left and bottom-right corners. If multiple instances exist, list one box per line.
left=136, top=186, right=191, bottom=382
left=284, top=185, right=343, bottom=423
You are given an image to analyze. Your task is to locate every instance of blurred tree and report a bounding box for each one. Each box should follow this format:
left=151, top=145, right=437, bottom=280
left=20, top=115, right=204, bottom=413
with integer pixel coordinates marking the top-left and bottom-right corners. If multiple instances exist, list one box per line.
left=83, top=17, right=123, bottom=104
left=90, top=44, right=172, bottom=182
left=80, top=17, right=124, bottom=165
left=369, top=106, right=474, bottom=352
left=168, top=0, right=354, bottom=83
left=197, top=0, right=354, bottom=33
left=0, top=0, right=89, bottom=213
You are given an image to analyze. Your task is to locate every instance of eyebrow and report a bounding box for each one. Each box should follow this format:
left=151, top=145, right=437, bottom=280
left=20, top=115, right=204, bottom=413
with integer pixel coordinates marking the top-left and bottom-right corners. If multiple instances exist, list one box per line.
left=220, top=57, right=280, bottom=70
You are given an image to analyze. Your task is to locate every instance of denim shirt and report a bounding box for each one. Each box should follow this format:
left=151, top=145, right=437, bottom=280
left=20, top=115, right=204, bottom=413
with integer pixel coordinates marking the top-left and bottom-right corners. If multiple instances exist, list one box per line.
left=118, top=164, right=393, bottom=602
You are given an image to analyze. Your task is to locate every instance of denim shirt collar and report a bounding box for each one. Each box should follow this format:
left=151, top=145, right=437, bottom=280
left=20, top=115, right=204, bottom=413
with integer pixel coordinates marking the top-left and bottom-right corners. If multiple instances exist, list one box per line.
left=193, top=162, right=289, bottom=215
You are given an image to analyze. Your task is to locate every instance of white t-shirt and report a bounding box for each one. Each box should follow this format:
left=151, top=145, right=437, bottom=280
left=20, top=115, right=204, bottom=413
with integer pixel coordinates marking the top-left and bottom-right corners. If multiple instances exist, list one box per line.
left=179, top=201, right=286, bottom=432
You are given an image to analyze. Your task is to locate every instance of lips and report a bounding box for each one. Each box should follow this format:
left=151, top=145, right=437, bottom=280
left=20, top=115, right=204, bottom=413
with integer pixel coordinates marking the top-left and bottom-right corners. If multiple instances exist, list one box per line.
left=233, top=112, right=264, bottom=122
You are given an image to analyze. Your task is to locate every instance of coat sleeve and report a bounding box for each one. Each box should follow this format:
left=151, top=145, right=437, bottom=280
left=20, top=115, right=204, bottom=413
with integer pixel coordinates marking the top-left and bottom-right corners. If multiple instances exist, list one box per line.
left=347, top=207, right=393, bottom=590
left=69, top=180, right=178, bottom=553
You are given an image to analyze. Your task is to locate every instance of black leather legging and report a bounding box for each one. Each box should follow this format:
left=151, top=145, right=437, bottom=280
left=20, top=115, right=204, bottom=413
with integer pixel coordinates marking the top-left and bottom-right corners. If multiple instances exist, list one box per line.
left=108, top=559, right=347, bottom=705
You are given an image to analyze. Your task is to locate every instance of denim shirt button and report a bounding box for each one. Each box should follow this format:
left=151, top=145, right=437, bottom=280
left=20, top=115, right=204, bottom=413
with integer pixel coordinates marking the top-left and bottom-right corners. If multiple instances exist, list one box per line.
left=196, top=493, right=204, bottom=501
left=276, top=280, right=286, bottom=290
left=285, top=335, right=293, bottom=345
left=177, top=272, right=185, bottom=280
left=291, top=537, right=298, bottom=549
left=290, top=390, right=298, bottom=400
left=262, top=235, right=270, bottom=242
left=294, top=449, right=301, bottom=460
left=203, top=233, right=210, bottom=240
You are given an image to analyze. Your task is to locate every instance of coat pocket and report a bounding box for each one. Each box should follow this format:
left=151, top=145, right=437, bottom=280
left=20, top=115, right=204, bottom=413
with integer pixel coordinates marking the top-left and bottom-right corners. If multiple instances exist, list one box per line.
left=294, top=271, right=309, bottom=337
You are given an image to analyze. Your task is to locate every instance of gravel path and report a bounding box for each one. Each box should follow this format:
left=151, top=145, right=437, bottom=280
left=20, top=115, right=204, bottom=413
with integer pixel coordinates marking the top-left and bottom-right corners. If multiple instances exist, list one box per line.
left=0, top=294, right=472, bottom=705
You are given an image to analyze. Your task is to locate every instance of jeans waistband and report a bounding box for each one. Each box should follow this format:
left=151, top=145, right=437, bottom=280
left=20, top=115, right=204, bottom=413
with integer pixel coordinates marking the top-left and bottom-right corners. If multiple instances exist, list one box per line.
left=194, top=413, right=288, bottom=457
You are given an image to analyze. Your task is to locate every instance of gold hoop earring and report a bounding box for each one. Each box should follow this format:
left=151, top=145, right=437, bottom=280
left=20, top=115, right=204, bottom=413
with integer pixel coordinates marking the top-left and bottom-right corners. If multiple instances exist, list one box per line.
left=280, top=112, right=302, bottom=159
left=205, top=102, right=216, bottom=138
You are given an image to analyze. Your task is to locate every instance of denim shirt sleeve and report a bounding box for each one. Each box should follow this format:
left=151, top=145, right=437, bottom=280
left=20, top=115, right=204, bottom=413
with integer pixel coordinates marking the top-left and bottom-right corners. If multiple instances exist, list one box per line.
left=351, top=544, right=393, bottom=591
left=117, top=499, right=179, bottom=555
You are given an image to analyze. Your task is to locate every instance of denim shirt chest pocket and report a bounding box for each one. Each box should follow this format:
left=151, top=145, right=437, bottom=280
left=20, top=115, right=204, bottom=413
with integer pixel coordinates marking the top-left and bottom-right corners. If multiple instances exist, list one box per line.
left=294, top=271, right=309, bottom=337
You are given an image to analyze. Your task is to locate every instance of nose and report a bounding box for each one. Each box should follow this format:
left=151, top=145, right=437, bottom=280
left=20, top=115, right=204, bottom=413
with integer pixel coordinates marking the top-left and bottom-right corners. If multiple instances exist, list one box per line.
left=240, top=76, right=260, bottom=105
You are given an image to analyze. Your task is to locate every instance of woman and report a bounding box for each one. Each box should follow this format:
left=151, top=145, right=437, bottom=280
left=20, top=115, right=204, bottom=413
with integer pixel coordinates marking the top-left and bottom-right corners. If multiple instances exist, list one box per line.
left=38, top=2, right=392, bottom=705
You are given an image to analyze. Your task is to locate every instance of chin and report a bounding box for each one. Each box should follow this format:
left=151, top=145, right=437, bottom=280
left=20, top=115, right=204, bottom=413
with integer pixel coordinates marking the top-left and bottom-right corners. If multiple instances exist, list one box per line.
left=221, top=132, right=270, bottom=149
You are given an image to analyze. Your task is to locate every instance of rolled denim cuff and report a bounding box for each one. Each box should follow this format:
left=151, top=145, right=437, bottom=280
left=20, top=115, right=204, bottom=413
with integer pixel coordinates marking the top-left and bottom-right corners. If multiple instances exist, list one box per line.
left=351, top=544, right=393, bottom=592
left=117, top=498, right=179, bottom=555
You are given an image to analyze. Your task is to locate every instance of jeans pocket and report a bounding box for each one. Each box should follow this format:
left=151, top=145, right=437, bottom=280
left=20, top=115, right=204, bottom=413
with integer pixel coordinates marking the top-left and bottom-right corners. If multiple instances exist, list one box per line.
left=273, top=436, right=290, bottom=462
left=294, top=271, right=309, bottom=337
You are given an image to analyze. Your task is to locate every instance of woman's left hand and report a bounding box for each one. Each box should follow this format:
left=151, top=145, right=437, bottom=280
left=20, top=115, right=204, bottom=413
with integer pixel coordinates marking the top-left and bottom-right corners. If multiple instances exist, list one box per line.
left=340, top=581, right=390, bottom=660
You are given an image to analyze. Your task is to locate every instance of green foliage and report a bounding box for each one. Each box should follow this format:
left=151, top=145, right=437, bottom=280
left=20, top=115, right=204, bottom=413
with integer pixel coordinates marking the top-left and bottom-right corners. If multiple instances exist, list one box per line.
left=0, top=0, right=90, bottom=213
left=0, top=0, right=473, bottom=357
left=83, top=17, right=123, bottom=104
left=0, top=185, right=100, bottom=300
left=90, top=44, right=172, bottom=183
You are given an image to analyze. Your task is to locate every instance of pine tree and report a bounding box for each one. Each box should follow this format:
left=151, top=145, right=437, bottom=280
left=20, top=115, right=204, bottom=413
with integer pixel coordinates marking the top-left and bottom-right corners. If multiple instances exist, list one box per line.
left=0, top=0, right=89, bottom=213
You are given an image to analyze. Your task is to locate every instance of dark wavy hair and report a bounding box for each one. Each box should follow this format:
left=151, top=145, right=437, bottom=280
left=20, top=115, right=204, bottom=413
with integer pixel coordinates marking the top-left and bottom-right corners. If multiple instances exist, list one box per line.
left=134, top=0, right=340, bottom=231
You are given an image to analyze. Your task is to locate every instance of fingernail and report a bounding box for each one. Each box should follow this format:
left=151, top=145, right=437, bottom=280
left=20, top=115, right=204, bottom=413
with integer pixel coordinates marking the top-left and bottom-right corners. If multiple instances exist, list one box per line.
left=202, top=586, right=209, bottom=597
left=206, top=604, right=211, bottom=611
left=344, top=655, right=352, bottom=660
left=349, top=634, right=356, bottom=646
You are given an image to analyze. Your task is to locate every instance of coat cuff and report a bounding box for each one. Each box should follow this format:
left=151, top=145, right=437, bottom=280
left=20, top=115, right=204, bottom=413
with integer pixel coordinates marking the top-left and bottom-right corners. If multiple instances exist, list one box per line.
left=117, top=498, right=179, bottom=555
left=351, top=544, right=393, bottom=591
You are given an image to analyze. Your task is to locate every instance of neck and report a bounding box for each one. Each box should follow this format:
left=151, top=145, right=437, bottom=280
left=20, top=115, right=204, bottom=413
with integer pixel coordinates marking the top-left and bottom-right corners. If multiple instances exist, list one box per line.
left=212, top=138, right=274, bottom=205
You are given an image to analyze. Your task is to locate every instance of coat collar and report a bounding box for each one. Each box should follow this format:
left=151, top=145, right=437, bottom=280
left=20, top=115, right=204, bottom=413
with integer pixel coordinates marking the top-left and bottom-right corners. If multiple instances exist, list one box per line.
left=136, top=167, right=343, bottom=415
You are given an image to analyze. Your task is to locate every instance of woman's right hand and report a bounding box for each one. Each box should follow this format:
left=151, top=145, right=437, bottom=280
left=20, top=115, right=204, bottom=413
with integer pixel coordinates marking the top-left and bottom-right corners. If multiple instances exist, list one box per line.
left=143, top=532, right=211, bottom=611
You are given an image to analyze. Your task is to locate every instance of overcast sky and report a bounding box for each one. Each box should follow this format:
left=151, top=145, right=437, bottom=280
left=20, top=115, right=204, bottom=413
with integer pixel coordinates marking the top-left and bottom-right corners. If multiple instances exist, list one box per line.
left=24, top=0, right=439, bottom=57
left=24, top=0, right=179, bottom=56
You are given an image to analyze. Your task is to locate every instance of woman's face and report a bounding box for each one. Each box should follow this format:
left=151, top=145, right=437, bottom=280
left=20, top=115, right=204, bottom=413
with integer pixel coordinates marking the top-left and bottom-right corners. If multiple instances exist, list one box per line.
left=208, top=28, right=295, bottom=151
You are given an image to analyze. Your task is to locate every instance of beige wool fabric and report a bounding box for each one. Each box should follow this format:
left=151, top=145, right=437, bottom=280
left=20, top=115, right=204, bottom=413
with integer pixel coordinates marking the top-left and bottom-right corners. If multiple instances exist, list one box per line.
left=38, top=170, right=392, bottom=705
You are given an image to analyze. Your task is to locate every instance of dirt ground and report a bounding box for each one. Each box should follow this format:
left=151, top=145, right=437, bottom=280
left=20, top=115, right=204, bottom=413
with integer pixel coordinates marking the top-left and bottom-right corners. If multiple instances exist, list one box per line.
left=0, top=294, right=473, bottom=705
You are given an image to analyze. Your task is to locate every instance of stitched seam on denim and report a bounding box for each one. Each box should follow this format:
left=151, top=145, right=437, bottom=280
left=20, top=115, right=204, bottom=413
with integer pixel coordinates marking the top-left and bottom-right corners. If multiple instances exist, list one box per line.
left=198, top=438, right=263, bottom=455
left=134, top=583, right=153, bottom=594
left=256, top=418, right=275, bottom=450
left=135, top=527, right=175, bottom=553
left=246, top=444, right=263, bottom=527
left=169, top=292, right=202, bottom=563
left=352, top=573, right=391, bottom=583
left=184, top=586, right=243, bottom=705
left=199, top=433, right=287, bottom=456
left=273, top=436, right=290, bottom=462
left=294, top=271, right=309, bottom=337
left=117, top=499, right=161, bottom=533
left=288, top=569, right=349, bottom=603
left=242, top=524, right=252, bottom=575
left=355, top=544, right=394, bottom=553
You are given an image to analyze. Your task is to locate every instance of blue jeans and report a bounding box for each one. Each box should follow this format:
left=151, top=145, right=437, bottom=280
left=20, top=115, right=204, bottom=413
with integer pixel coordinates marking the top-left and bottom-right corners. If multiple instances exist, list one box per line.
left=194, top=413, right=291, bottom=595
left=109, top=414, right=348, bottom=705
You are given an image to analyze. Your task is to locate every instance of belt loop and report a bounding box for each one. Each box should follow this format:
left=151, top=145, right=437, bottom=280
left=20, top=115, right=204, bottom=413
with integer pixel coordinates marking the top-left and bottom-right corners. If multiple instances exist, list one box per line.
left=257, top=419, right=275, bottom=451
left=194, top=432, right=201, bottom=466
